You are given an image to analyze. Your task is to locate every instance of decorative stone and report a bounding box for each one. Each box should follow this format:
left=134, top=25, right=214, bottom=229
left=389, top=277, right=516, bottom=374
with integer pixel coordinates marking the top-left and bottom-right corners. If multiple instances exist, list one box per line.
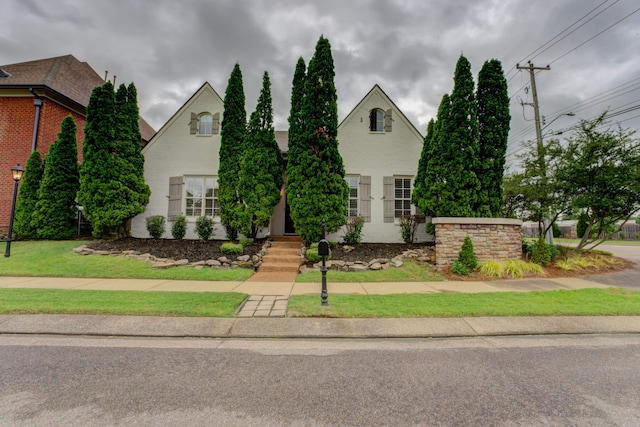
left=343, top=245, right=355, bottom=252
left=369, top=262, right=383, bottom=270
left=348, top=264, right=369, bottom=272
left=237, top=255, right=250, bottom=262
left=206, top=259, right=222, bottom=267
left=237, top=260, right=254, bottom=269
left=218, top=256, right=231, bottom=264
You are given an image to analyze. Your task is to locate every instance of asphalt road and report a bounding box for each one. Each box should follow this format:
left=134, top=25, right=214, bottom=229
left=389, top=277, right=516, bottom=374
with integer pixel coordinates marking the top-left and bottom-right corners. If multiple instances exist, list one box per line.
left=1, top=335, right=639, bottom=426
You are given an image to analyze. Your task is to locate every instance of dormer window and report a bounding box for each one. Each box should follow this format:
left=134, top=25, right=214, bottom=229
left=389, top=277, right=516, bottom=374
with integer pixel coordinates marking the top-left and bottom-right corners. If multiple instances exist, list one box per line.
left=190, top=112, right=220, bottom=136
left=369, top=108, right=392, bottom=132
left=0, top=69, right=11, bottom=78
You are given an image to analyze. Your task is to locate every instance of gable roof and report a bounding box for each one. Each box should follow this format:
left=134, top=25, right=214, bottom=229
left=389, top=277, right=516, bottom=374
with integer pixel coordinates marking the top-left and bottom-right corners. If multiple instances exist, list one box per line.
left=338, top=84, right=424, bottom=140
left=0, top=54, right=155, bottom=142
left=143, top=81, right=223, bottom=151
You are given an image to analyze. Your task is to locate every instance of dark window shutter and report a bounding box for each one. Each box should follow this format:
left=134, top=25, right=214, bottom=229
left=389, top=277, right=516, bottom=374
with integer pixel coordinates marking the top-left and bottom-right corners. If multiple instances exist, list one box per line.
left=190, top=112, right=197, bottom=134
left=168, top=176, right=183, bottom=220
left=360, top=176, right=371, bottom=222
left=212, top=112, right=220, bottom=134
left=383, top=176, right=395, bottom=223
left=384, top=109, right=392, bottom=132
left=369, top=110, right=376, bottom=131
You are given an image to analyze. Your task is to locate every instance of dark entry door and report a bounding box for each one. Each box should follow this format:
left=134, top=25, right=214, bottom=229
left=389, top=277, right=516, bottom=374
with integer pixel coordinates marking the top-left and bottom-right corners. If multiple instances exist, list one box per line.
left=285, top=197, right=296, bottom=234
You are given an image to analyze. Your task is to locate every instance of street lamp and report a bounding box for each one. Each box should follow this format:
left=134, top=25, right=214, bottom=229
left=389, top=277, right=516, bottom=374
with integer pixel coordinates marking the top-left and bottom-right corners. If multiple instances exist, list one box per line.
left=5, top=164, right=24, bottom=258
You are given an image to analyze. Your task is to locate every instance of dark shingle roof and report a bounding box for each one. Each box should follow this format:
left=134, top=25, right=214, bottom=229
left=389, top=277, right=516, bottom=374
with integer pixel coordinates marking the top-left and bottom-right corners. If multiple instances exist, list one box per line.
left=0, top=54, right=155, bottom=141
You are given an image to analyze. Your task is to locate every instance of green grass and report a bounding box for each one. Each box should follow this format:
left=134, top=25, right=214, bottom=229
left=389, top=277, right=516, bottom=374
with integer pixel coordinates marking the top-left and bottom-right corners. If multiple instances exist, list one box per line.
left=1, top=241, right=253, bottom=281
left=287, top=288, right=640, bottom=318
left=296, top=260, right=446, bottom=282
left=0, top=288, right=247, bottom=317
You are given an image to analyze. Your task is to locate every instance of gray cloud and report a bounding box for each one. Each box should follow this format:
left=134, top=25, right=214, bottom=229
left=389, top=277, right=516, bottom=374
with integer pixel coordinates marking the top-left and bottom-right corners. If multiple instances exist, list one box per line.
left=2, top=0, right=638, bottom=159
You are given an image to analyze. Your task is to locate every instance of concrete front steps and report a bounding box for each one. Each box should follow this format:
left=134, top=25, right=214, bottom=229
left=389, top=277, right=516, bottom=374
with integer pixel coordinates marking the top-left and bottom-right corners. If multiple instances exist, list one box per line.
left=245, top=235, right=303, bottom=282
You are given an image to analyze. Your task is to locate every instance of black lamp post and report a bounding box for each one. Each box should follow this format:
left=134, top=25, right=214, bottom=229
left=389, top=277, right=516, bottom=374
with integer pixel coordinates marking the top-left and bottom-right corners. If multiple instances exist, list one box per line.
left=318, top=219, right=330, bottom=306
left=5, top=164, right=24, bottom=258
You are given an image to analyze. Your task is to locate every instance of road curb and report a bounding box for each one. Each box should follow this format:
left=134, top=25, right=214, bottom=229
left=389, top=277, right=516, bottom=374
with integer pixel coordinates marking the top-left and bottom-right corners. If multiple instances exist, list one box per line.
left=1, top=314, right=640, bottom=339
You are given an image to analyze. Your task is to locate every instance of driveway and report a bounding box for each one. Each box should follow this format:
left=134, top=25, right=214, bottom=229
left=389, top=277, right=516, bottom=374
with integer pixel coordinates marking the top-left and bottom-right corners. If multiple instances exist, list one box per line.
left=582, top=244, right=640, bottom=289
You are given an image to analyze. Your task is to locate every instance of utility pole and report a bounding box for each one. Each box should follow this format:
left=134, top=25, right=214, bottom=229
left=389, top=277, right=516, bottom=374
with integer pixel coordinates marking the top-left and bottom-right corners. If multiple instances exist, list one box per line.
left=517, top=61, right=553, bottom=244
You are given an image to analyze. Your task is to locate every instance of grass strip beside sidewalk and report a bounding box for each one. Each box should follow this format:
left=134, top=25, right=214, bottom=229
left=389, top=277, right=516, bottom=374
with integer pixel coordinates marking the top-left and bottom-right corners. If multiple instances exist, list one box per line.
left=1, top=288, right=639, bottom=318
left=287, top=288, right=640, bottom=318
left=0, top=289, right=247, bottom=317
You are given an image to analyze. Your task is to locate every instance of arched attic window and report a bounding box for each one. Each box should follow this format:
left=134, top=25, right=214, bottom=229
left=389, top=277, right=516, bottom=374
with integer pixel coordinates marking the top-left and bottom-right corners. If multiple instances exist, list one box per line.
left=369, top=108, right=392, bottom=132
left=190, top=112, right=220, bottom=135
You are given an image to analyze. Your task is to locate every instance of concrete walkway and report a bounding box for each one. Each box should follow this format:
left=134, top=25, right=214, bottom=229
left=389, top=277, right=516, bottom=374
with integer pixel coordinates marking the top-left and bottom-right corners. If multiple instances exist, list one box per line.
left=0, top=275, right=614, bottom=295
left=0, top=273, right=638, bottom=338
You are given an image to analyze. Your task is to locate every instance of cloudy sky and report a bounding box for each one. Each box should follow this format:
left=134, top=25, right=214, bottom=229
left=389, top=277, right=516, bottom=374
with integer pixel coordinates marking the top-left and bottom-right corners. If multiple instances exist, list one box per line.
left=2, top=0, right=639, bottom=162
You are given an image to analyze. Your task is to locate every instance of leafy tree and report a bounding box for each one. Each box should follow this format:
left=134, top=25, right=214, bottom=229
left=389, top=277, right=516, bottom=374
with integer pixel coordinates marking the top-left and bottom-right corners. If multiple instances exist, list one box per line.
left=476, top=59, right=510, bottom=217
left=286, top=36, right=348, bottom=243
left=508, top=138, right=570, bottom=236
left=557, top=113, right=640, bottom=251
left=412, top=118, right=434, bottom=215
left=237, top=72, right=283, bottom=238
left=32, top=116, right=80, bottom=239
left=78, top=82, right=116, bottom=238
left=438, top=55, right=481, bottom=217
left=218, top=63, right=247, bottom=240
left=13, top=150, right=44, bottom=239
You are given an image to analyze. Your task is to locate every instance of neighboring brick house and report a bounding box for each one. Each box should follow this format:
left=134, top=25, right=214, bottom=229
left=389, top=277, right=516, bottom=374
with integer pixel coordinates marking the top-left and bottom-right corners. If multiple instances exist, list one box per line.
left=0, top=55, right=155, bottom=234
left=132, top=83, right=430, bottom=243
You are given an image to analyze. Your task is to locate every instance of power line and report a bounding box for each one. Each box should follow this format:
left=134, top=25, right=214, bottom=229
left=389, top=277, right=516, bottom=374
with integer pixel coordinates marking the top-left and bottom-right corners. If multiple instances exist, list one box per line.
left=548, top=6, right=640, bottom=65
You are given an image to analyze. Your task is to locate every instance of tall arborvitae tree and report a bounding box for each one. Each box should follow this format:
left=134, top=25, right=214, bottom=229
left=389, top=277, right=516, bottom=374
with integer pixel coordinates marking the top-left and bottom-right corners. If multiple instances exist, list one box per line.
left=237, top=72, right=283, bottom=238
left=412, top=118, right=435, bottom=215
left=420, top=94, right=451, bottom=217
left=13, top=150, right=44, bottom=239
left=108, top=83, right=150, bottom=235
left=287, top=36, right=348, bottom=243
left=286, top=57, right=307, bottom=193
left=78, top=82, right=116, bottom=238
left=32, top=116, right=79, bottom=239
left=476, top=59, right=510, bottom=217
left=218, top=63, right=247, bottom=239
left=439, top=55, right=480, bottom=217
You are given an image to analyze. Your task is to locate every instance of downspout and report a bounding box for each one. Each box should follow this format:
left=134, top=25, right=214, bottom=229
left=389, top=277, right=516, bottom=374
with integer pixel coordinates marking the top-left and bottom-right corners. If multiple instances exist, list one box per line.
left=29, top=88, right=43, bottom=153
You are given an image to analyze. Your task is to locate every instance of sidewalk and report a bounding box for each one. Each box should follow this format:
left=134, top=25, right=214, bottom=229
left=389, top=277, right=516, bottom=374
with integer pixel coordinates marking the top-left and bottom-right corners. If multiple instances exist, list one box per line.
left=0, top=275, right=638, bottom=339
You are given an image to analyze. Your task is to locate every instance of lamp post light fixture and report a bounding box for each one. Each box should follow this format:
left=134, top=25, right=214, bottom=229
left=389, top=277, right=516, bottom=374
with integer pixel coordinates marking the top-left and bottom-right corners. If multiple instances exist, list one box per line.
left=5, top=164, right=24, bottom=258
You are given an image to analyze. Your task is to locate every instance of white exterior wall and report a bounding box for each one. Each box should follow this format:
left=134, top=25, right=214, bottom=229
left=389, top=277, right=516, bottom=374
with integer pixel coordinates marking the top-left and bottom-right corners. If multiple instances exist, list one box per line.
left=131, top=83, right=226, bottom=239
left=331, top=86, right=427, bottom=243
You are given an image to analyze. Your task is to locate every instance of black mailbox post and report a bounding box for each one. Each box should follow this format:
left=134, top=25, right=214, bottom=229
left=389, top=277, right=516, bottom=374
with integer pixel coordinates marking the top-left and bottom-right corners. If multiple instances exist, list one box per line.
left=319, top=220, right=329, bottom=306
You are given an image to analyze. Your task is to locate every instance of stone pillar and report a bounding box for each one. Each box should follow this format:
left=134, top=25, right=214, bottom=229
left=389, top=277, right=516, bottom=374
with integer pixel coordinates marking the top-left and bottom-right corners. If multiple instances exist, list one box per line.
left=432, top=217, right=523, bottom=268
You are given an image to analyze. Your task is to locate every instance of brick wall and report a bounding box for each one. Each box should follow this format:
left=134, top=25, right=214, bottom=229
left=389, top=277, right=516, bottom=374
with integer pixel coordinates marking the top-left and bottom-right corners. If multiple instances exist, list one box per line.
left=433, top=217, right=523, bottom=267
left=0, top=96, right=87, bottom=233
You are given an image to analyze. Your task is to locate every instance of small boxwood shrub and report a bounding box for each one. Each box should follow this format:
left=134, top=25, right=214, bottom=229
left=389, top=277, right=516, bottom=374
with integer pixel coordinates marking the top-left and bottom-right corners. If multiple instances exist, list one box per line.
left=399, top=215, right=419, bottom=244
left=306, top=247, right=331, bottom=263
left=343, top=216, right=365, bottom=245
left=239, top=237, right=254, bottom=247
left=171, top=215, right=187, bottom=240
left=195, top=216, right=214, bottom=240
left=146, top=215, right=165, bottom=239
left=451, top=260, right=470, bottom=275
left=531, top=235, right=551, bottom=266
left=221, top=242, right=243, bottom=255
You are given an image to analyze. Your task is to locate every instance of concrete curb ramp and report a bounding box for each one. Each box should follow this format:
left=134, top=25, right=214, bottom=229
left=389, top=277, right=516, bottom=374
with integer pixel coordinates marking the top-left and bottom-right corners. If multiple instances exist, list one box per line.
left=1, top=314, right=639, bottom=338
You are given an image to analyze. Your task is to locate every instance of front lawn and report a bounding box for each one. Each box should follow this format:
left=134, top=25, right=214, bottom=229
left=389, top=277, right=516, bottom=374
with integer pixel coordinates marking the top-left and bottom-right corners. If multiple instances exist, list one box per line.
left=1, top=241, right=253, bottom=281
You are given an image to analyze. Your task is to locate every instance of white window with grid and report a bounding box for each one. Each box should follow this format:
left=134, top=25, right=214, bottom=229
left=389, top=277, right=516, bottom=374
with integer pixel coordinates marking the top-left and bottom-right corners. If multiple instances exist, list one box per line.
left=185, top=176, right=219, bottom=217
left=394, top=178, right=412, bottom=218
left=199, top=113, right=213, bottom=135
left=346, top=176, right=359, bottom=217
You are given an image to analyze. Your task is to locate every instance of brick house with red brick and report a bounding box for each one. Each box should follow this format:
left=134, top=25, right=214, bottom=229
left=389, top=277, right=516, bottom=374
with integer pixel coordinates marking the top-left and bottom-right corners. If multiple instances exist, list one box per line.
left=0, top=55, right=155, bottom=234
